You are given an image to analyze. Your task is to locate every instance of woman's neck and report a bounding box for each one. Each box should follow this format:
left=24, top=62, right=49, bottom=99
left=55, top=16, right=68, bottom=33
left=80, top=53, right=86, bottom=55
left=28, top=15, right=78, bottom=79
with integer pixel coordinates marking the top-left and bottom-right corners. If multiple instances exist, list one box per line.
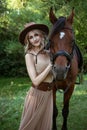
left=31, top=45, right=44, bottom=54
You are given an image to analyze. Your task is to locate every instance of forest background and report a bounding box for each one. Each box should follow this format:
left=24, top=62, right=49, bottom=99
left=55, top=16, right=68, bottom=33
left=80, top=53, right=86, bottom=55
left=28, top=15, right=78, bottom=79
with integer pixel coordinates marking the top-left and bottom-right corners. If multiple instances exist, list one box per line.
left=0, top=0, right=87, bottom=77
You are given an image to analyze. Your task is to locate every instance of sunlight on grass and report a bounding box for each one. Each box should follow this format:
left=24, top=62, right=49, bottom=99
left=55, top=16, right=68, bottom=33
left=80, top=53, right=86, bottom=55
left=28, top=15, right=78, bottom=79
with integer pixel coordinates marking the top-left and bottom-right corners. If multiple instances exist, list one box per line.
left=84, top=74, right=87, bottom=80
left=12, top=95, right=25, bottom=100
left=74, top=80, right=87, bottom=95
left=18, top=83, right=30, bottom=87
left=74, top=90, right=87, bottom=95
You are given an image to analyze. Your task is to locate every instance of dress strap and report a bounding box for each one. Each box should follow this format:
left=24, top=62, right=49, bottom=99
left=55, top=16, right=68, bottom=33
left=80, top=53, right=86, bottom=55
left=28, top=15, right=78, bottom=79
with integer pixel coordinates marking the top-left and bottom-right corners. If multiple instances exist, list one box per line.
left=28, top=53, right=38, bottom=64
left=27, top=49, right=44, bottom=64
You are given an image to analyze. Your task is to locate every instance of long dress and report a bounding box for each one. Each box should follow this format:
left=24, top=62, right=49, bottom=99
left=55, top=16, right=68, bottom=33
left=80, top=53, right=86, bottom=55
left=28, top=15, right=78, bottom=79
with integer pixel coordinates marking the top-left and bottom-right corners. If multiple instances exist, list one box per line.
left=19, top=51, right=53, bottom=130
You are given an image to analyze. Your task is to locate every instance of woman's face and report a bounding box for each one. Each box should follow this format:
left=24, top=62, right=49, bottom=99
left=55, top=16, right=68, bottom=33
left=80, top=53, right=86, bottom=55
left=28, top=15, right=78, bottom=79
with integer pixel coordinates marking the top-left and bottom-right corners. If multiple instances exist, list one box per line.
left=28, top=30, right=43, bottom=47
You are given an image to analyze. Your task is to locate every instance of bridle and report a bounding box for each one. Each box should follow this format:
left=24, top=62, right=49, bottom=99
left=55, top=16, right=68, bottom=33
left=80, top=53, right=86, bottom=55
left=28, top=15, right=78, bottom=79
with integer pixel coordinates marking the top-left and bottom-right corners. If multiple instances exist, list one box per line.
left=45, top=27, right=76, bottom=94
left=46, top=27, right=75, bottom=65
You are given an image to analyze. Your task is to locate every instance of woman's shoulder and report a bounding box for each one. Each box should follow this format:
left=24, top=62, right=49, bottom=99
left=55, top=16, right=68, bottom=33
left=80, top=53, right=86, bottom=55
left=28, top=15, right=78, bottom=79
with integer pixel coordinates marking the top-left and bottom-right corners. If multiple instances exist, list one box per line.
left=25, top=50, right=34, bottom=56
left=25, top=52, right=31, bottom=57
left=25, top=52, right=34, bottom=61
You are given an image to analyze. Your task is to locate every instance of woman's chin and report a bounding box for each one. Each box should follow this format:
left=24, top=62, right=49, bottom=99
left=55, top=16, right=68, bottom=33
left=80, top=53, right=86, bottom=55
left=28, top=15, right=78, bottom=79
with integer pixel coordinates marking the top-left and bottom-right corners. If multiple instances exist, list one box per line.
left=33, top=42, right=41, bottom=47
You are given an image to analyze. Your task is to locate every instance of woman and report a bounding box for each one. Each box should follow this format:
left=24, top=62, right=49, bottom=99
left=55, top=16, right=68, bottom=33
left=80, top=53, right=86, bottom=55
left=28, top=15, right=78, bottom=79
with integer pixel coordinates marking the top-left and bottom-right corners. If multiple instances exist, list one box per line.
left=19, top=22, right=54, bottom=130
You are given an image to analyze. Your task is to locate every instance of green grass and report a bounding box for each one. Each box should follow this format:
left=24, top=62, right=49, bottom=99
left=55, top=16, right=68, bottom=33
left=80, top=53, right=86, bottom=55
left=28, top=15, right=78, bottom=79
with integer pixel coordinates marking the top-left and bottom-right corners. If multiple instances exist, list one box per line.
left=0, top=77, right=31, bottom=130
left=56, top=80, right=87, bottom=130
left=0, top=76, right=87, bottom=130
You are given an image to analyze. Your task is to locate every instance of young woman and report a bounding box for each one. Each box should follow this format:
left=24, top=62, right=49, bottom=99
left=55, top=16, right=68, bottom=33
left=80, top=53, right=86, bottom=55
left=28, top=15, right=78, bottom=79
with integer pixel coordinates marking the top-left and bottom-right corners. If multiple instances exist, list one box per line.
left=19, top=22, right=54, bottom=130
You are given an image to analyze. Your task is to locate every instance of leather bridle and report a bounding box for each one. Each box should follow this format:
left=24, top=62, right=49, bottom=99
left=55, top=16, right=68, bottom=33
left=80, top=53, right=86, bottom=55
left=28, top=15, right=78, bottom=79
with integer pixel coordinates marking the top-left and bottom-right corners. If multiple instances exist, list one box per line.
left=45, top=27, right=75, bottom=64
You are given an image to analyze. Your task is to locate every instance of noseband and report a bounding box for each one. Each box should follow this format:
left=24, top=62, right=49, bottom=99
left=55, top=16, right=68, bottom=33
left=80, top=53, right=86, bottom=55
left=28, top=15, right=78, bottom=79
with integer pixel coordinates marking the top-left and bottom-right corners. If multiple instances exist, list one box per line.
left=52, top=50, right=73, bottom=63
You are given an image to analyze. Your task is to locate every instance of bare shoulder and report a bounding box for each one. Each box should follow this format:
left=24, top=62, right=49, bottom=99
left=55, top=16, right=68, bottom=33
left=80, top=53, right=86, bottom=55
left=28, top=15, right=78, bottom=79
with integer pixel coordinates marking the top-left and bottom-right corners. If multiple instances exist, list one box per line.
left=25, top=53, right=34, bottom=63
left=25, top=53, right=31, bottom=58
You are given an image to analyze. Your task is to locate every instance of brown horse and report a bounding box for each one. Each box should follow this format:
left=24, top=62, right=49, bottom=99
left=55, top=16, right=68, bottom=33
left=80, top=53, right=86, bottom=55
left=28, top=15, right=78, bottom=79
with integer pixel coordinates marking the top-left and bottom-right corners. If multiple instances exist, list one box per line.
left=46, top=8, right=83, bottom=130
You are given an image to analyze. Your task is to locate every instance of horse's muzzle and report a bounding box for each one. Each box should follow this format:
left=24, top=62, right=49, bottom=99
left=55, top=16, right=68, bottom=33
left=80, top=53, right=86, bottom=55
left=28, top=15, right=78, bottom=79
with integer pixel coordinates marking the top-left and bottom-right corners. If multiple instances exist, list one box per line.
left=52, top=64, right=70, bottom=80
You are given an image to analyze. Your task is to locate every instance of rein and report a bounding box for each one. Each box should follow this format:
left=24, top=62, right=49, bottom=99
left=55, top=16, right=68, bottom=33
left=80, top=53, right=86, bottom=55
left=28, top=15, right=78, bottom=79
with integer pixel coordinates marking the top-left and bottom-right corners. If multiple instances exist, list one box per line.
left=55, top=83, right=71, bottom=94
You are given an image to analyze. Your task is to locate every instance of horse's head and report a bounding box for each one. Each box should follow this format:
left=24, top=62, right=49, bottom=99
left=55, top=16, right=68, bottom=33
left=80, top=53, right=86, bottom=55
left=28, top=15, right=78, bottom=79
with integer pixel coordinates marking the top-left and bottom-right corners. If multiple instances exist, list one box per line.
left=49, top=8, right=75, bottom=81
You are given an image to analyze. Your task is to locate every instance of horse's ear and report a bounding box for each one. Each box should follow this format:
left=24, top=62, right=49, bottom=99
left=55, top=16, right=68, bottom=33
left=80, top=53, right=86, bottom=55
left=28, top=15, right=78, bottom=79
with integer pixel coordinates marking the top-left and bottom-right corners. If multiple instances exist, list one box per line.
left=67, top=7, right=75, bottom=24
left=49, top=7, right=57, bottom=24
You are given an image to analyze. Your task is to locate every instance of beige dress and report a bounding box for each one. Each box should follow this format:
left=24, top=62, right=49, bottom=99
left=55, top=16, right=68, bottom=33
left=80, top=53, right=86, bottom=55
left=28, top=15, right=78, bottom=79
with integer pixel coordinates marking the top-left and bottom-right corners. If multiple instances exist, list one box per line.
left=19, top=51, right=53, bottom=130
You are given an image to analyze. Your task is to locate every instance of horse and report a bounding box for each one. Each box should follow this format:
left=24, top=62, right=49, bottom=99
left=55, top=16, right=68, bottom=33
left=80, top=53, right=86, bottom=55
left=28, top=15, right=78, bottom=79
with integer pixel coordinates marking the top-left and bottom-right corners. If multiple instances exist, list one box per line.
left=46, top=8, right=83, bottom=130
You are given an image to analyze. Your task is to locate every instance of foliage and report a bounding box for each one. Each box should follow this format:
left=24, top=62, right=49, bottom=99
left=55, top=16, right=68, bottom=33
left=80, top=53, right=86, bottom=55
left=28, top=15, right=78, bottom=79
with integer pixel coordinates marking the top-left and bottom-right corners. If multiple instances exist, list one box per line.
left=41, top=0, right=87, bottom=72
left=0, top=0, right=7, bottom=14
left=0, top=0, right=87, bottom=76
left=0, top=77, right=87, bottom=130
left=0, top=40, right=27, bottom=76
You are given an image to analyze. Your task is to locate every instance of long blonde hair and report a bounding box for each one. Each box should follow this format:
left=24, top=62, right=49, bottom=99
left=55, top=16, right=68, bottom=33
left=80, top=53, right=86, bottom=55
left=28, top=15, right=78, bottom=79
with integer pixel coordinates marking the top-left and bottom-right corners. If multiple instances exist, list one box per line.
left=24, top=29, right=48, bottom=54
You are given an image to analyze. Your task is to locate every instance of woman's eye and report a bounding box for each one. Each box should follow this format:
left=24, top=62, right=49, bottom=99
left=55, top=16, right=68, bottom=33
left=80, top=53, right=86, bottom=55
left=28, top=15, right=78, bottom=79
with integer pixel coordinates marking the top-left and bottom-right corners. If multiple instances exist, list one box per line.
left=29, top=36, right=33, bottom=39
left=28, top=33, right=39, bottom=40
left=35, top=33, right=39, bottom=37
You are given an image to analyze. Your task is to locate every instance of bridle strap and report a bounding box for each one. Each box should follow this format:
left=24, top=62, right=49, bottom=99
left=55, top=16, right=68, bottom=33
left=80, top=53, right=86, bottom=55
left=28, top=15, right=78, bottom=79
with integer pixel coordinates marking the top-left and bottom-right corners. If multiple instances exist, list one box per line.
left=53, top=50, right=73, bottom=62
left=63, top=27, right=73, bottom=31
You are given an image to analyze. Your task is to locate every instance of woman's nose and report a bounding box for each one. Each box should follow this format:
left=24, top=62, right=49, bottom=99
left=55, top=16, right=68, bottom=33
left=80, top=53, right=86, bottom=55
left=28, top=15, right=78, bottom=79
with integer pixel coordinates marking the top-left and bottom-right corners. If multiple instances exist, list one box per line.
left=33, top=36, right=37, bottom=41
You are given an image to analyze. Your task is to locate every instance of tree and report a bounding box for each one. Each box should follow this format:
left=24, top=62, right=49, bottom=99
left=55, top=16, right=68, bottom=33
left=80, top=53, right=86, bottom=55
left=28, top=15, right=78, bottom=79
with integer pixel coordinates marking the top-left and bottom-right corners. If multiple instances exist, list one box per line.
left=0, top=0, right=87, bottom=76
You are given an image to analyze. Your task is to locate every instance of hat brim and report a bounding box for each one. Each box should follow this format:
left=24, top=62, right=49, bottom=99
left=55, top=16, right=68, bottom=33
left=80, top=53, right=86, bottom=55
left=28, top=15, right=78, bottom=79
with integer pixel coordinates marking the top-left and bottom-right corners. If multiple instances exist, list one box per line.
left=19, top=24, right=49, bottom=45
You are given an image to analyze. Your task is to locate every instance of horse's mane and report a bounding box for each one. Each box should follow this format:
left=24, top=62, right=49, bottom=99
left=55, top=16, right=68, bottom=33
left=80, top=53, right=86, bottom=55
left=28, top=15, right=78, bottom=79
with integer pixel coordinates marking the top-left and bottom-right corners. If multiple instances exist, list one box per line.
left=50, top=16, right=66, bottom=38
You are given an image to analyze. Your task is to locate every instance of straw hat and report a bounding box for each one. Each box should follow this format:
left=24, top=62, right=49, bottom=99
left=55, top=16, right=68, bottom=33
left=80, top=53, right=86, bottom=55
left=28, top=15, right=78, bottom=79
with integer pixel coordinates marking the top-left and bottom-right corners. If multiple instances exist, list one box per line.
left=19, top=22, right=49, bottom=45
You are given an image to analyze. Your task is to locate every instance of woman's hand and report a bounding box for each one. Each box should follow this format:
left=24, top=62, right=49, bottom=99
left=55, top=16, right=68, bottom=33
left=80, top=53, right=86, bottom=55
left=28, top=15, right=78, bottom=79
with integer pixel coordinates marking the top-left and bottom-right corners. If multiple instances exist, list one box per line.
left=48, top=62, right=53, bottom=70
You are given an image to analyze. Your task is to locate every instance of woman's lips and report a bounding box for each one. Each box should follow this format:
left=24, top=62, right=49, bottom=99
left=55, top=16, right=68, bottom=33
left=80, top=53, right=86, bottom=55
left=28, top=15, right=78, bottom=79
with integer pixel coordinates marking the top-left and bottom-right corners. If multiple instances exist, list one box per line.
left=34, top=41, right=39, bottom=44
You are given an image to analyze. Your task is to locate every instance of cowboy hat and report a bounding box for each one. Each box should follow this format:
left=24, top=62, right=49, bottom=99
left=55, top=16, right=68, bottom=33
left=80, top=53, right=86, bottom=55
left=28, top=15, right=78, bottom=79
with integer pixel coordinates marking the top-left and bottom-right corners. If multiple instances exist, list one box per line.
left=19, top=22, right=49, bottom=45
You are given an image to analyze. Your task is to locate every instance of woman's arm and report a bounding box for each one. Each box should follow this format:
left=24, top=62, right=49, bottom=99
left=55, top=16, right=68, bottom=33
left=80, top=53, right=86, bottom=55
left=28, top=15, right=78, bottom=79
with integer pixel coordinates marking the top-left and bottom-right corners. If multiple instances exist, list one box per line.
left=25, top=53, right=52, bottom=87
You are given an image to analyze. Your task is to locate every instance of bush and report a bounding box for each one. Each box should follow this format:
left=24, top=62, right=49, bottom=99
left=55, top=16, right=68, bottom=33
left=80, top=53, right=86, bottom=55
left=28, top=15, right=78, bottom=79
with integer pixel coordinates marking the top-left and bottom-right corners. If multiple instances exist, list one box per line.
left=0, top=40, right=27, bottom=77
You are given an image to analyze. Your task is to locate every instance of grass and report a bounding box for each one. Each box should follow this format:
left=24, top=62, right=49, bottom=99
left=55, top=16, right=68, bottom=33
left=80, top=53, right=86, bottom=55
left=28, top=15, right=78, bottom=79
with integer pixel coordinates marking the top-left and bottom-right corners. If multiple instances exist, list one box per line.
left=0, top=76, right=87, bottom=130
left=56, top=80, right=87, bottom=130
left=0, top=77, right=31, bottom=130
